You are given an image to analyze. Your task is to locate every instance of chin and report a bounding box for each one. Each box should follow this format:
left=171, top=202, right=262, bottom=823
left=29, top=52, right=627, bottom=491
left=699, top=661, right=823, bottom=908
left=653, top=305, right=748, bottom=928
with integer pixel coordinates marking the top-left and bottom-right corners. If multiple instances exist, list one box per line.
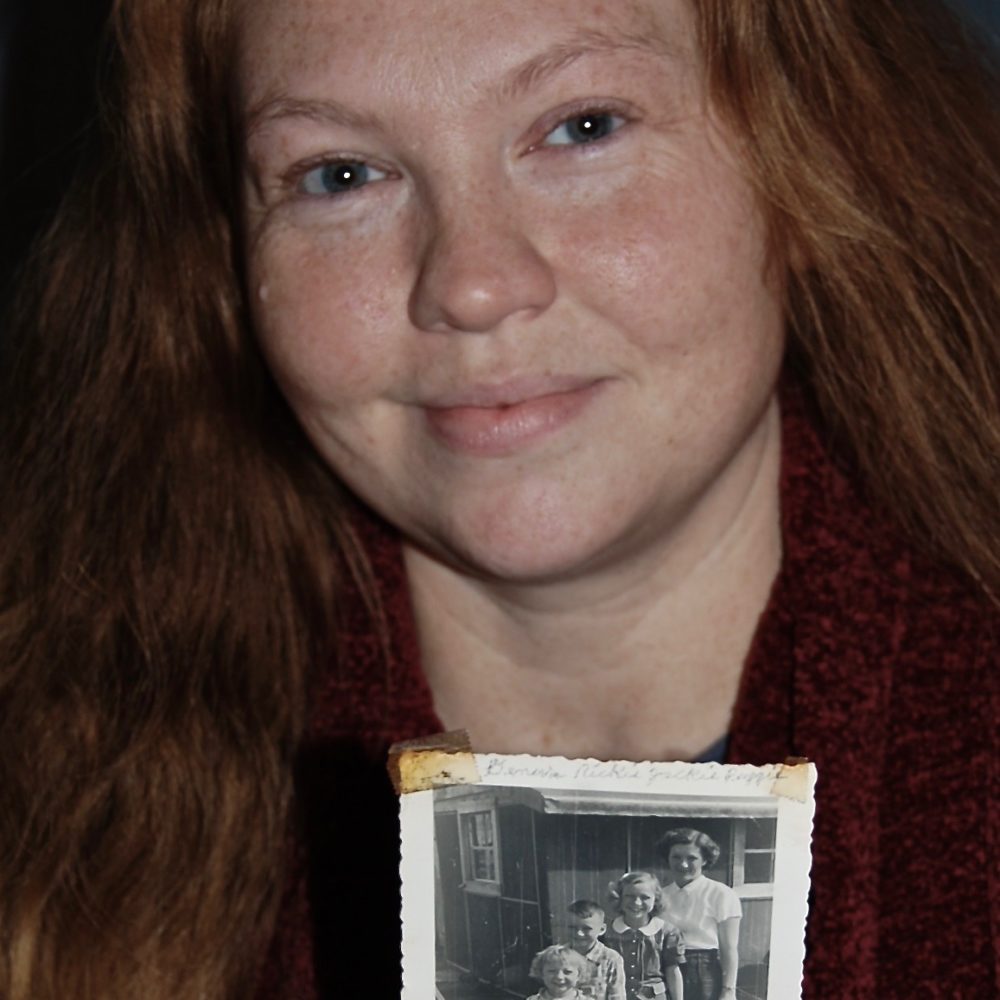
left=439, top=505, right=622, bottom=585
left=417, top=473, right=666, bottom=585
left=451, top=534, right=606, bottom=584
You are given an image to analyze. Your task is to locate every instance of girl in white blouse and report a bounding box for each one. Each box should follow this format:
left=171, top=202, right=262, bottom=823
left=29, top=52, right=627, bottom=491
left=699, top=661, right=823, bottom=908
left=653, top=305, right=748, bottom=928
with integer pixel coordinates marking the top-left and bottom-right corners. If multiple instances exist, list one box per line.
left=656, top=830, right=742, bottom=1000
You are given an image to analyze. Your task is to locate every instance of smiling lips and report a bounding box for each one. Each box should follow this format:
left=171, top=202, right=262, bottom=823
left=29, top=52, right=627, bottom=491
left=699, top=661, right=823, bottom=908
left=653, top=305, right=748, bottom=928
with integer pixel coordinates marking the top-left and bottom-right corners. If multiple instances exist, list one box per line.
left=423, top=377, right=606, bottom=456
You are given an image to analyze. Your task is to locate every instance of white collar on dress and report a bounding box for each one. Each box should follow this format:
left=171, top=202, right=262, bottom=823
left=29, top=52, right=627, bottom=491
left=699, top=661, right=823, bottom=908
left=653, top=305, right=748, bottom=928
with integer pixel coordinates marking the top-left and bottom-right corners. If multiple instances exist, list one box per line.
left=610, top=915, right=664, bottom=936
left=670, top=875, right=707, bottom=893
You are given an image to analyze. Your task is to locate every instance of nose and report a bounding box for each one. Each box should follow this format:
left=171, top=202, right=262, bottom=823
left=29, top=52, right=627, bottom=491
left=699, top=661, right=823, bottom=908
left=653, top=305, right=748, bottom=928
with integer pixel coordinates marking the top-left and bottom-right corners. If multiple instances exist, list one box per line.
left=408, top=188, right=557, bottom=333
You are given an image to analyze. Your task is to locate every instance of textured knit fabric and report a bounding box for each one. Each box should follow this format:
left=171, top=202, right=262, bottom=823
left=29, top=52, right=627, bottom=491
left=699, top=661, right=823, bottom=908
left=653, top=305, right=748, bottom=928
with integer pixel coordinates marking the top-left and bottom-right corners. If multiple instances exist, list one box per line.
left=254, top=392, right=999, bottom=998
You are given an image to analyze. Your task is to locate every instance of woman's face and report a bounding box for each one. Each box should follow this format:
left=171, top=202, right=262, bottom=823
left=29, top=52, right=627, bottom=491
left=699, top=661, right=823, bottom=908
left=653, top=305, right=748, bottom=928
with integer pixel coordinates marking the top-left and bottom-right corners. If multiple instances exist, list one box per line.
left=239, top=0, right=785, bottom=584
left=667, top=841, right=705, bottom=886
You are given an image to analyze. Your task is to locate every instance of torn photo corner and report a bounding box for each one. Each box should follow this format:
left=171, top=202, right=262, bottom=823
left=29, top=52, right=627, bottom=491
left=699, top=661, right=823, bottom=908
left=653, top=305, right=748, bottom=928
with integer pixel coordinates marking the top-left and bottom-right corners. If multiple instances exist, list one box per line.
left=396, top=750, right=816, bottom=1000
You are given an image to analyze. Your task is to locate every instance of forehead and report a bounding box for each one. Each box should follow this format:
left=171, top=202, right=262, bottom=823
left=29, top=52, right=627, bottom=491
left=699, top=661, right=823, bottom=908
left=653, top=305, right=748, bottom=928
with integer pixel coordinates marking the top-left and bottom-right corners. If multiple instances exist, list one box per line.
left=570, top=912, right=603, bottom=924
left=236, top=0, right=694, bottom=109
left=623, top=880, right=655, bottom=892
left=669, top=842, right=702, bottom=856
left=545, top=956, right=576, bottom=969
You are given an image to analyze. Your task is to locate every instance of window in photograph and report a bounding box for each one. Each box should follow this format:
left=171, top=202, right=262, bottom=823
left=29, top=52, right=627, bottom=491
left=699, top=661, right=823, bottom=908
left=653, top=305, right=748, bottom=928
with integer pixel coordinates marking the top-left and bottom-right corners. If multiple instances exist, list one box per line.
left=731, top=817, right=777, bottom=897
left=461, top=809, right=500, bottom=885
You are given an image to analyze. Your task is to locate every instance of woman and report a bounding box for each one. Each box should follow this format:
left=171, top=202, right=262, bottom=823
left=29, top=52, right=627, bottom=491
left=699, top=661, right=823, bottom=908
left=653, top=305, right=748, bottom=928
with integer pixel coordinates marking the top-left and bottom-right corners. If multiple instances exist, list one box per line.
left=0, top=0, right=996, bottom=998
left=656, top=829, right=741, bottom=1000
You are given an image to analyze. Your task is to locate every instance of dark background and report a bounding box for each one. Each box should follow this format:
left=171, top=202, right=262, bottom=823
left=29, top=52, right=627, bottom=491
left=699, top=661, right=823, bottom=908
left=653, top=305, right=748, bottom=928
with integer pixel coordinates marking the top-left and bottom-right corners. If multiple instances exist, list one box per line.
left=0, top=0, right=111, bottom=299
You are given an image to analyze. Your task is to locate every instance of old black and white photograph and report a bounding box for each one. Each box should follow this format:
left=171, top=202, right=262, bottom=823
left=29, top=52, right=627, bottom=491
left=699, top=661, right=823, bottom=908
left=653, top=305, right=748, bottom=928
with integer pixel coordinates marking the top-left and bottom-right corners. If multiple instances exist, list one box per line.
left=401, top=755, right=815, bottom=1000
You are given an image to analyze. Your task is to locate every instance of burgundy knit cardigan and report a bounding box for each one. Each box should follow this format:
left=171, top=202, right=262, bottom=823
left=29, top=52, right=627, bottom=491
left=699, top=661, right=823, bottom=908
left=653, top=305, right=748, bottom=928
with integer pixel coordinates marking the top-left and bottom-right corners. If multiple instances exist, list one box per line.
left=256, top=396, right=998, bottom=998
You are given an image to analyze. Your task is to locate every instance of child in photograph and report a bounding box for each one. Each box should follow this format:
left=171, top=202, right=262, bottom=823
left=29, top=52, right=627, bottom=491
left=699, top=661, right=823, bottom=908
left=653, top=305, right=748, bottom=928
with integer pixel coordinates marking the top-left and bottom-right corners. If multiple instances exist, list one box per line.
left=526, top=945, right=590, bottom=1000
left=602, top=872, right=685, bottom=1000
left=566, top=899, right=627, bottom=1000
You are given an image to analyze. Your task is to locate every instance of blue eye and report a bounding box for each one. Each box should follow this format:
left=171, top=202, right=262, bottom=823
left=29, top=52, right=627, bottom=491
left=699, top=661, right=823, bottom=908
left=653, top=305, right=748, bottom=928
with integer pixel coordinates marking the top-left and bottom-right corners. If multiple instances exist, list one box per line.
left=300, top=160, right=387, bottom=196
left=543, top=111, right=625, bottom=147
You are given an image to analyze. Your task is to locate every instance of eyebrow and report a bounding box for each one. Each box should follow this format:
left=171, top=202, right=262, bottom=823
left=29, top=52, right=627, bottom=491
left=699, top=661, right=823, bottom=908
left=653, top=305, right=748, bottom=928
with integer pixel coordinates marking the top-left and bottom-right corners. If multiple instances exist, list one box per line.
left=245, top=96, right=380, bottom=139
left=494, top=28, right=679, bottom=105
left=244, top=27, right=679, bottom=138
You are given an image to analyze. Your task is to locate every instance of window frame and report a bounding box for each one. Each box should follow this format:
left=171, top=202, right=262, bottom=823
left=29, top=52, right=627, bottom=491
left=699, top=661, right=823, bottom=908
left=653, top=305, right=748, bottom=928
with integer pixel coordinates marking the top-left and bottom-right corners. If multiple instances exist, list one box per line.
left=456, top=801, right=502, bottom=897
left=730, top=817, right=776, bottom=900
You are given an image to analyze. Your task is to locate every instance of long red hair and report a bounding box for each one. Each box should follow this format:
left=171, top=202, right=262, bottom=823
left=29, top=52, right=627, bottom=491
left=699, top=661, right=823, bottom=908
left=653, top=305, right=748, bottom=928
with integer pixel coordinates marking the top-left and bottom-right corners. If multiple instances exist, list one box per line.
left=0, top=1, right=996, bottom=996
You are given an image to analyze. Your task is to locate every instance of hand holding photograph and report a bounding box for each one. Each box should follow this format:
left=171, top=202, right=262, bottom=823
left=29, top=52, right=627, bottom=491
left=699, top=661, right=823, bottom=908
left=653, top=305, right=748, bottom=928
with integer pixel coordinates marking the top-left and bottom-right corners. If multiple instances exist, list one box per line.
left=399, top=751, right=815, bottom=1000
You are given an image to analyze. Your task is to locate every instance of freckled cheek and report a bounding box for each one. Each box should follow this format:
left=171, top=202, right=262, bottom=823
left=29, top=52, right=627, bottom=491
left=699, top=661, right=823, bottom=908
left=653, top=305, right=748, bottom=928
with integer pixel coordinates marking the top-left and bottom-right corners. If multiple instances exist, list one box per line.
left=547, top=187, right=719, bottom=344
left=247, top=235, right=406, bottom=401
left=572, top=190, right=779, bottom=374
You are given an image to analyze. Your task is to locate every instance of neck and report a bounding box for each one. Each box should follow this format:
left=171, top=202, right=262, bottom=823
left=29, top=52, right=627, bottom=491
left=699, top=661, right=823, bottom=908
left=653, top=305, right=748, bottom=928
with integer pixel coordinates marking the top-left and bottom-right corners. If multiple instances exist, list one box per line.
left=406, top=397, right=782, bottom=760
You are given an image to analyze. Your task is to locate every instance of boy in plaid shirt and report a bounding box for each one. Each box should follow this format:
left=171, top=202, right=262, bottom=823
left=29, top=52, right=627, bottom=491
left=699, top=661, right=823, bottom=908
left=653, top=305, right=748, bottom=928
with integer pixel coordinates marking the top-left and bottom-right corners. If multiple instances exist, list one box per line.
left=567, top=899, right=626, bottom=1000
